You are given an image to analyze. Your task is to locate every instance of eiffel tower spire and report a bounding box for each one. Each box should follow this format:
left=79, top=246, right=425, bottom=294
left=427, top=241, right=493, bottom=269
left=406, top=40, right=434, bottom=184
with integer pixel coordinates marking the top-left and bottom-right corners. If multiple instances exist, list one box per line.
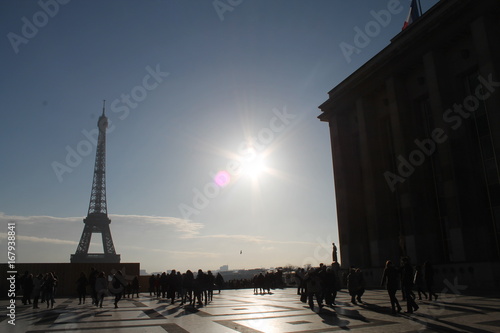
left=71, top=101, right=120, bottom=263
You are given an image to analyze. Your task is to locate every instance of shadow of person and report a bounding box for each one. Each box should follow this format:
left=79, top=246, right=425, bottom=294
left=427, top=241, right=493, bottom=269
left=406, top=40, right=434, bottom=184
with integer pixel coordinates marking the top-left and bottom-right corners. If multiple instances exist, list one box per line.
left=162, top=305, right=182, bottom=316
left=333, top=300, right=351, bottom=307
left=357, top=302, right=393, bottom=315
left=174, top=306, right=199, bottom=318
left=317, top=307, right=350, bottom=329
left=333, top=306, right=369, bottom=322
left=157, top=299, right=170, bottom=304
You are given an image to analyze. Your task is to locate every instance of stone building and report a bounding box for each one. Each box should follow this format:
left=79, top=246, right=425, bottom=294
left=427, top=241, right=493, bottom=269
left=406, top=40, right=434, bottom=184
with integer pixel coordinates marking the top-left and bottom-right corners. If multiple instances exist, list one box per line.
left=318, top=0, right=500, bottom=287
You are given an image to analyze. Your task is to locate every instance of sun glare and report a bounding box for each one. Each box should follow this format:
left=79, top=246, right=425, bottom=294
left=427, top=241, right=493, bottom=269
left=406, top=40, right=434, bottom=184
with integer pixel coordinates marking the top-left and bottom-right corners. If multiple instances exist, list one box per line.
left=241, top=155, right=266, bottom=178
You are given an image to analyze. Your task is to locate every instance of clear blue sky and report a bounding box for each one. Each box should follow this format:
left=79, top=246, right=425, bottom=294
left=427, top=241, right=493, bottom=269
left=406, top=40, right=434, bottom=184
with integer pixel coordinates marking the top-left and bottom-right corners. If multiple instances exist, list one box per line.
left=0, top=0, right=438, bottom=274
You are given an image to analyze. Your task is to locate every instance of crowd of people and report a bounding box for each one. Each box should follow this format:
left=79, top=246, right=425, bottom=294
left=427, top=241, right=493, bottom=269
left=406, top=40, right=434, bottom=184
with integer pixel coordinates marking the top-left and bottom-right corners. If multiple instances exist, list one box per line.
left=146, top=269, right=225, bottom=307
left=17, top=271, right=58, bottom=309
left=381, top=258, right=438, bottom=314
left=295, top=257, right=438, bottom=314
left=17, top=267, right=228, bottom=309
left=294, top=262, right=342, bottom=311
left=17, top=256, right=438, bottom=315
left=252, top=270, right=284, bottom=294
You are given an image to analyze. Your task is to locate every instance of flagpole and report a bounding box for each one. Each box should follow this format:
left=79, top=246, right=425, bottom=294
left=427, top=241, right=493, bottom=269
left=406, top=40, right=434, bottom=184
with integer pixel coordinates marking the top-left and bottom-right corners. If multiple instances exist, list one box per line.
left=417, top=0, right=422, bottom=16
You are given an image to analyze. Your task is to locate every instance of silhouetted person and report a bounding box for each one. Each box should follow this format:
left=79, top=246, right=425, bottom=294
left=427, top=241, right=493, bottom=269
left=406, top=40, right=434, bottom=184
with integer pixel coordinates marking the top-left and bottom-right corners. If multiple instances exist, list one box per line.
left=424, top=261, right=438, bottom=301
left=304, top=267, right=323, bottom=311
left=194, top=269, right=206, bottom=307
left=176, top=271, right=184, bottom=302
left=328, top=261, right=341, bottom=306
left=160, top=272, right=168, bottom=298
left=40, top=274, right=48, bottom=304
left=95, top=271, right=107, bottom=308
left=347, top=267, right=365, bottom=304
left=215, top=272, right=224, bottom=293
left=149, top=274, right=156, bottom=296
left=155, top=273, right=161, bottom=297
left=381, top=260, right=402, bottom=314
left=44, top=272, right=57, bottom=309
left=22, top=271, right=33, bottom=305
left=89, top=267, right=98, bottom=305
left=183, top=270, right=194, bottom=306
left=295, top=268, right=306, bottom=295
left=167, top=270, right=178, bottom=304
left=207, top=270, right=215, bottom=302
left=131, top=276, right=140, bottom=298
left=316, top=265, right=327, bottom=306
left=401, top=257, right=418, bottom=313
left=413, top=264, right=427, bottom=300
left=76, top=271, right=88, bottom=305
left=32, top=273, right=43, bottom=309
left=124, top=281, right=132, bottom=298
left=52, top=271, right=59, bottom=299
left=111, top=271, right=126, bottom=308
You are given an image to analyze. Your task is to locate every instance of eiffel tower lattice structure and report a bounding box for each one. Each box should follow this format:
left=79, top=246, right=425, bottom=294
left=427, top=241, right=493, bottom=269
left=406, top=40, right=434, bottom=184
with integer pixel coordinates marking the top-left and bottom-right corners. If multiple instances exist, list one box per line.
left=71, top=101, right=120, bottom=263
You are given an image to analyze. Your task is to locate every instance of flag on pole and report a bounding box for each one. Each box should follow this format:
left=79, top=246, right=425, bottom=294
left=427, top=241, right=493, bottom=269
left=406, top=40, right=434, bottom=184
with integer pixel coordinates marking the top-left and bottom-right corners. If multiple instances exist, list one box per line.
left=402, top=0, right=421, bottom=30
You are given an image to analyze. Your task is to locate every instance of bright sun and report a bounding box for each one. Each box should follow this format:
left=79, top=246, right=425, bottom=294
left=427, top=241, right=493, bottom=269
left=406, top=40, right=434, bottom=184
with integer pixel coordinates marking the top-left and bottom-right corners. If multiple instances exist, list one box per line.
left=241, top=155, right=266, bottom=179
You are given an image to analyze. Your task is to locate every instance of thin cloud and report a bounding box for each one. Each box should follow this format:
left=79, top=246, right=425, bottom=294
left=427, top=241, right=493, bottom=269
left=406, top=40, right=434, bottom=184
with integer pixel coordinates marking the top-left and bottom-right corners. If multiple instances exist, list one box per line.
left=0, top=233, right=77, bottom=245
left=188, top=233, right=316, bottom=246
left=110, top=214, right=204, bottom=237
left=0, top=212, right=80, bottom=224
left=0, top=212, right=203, bottom=238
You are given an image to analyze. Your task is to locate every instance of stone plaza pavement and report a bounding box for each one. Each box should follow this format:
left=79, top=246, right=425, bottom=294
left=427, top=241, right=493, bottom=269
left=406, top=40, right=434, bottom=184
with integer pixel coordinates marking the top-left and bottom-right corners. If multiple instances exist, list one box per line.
left=2, top=288, right=500, bottom=333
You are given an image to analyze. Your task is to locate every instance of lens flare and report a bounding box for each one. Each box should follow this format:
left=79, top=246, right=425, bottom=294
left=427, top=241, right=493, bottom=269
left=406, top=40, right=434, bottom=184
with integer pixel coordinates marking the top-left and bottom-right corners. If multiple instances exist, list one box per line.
left=214, top=170, right=231, bottom=187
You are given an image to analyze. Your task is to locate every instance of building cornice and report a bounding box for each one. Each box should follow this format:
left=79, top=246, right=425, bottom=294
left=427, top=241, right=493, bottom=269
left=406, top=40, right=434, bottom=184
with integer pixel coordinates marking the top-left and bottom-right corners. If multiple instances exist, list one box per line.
left=318, top=0, right=492, bottom=121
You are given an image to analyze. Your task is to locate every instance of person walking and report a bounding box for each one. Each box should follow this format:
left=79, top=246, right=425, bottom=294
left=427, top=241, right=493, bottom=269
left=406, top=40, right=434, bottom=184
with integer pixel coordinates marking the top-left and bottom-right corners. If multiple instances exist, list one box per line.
left=111, top=271, right=126, bottom=308
left=76, top=272, right=88, bottom=305
left=381, top=260, right=402, bottom=314
left=32, top=273, right=43, bottom=309
left=424, top=261, right=438, bottom=301
left=160, top=272, right=168, bottom=298
left=167, top=270, right=178, bottom=304
left=149, top=274, right=156, bottom=297
left=131, top=276, right=140, bottom=298
left=304, top=267, right=323, bottom=311
left=183, top=270, right=195, bottom=306
left=44, top=272, right=57, bottom=309
left=347, top=267, right=365, bottom=304
left=401, top=257, right=419, bottom=313
left=330, top=261, right=342, bottom=306
left=22, top=272, right=33, bottom=305
left=296, top=268, right=306, bottom=295
left=215, top=272, right=224, bottom=294
left=95, top=272, right=107, bottom=308
left=414, top=264, right=427, bottom=300
left=89, top=268, right=98, bottom=306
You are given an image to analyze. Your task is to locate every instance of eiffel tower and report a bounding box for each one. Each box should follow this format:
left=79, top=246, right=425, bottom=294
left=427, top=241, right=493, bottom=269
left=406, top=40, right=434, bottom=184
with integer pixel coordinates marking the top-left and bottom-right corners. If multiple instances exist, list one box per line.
left=71, top=101, right=120, bottom=263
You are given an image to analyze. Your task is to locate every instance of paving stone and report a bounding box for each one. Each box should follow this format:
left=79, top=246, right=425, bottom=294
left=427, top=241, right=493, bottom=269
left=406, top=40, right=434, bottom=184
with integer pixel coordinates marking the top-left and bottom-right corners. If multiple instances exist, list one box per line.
left=2, top=288, right=499, bottom=332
